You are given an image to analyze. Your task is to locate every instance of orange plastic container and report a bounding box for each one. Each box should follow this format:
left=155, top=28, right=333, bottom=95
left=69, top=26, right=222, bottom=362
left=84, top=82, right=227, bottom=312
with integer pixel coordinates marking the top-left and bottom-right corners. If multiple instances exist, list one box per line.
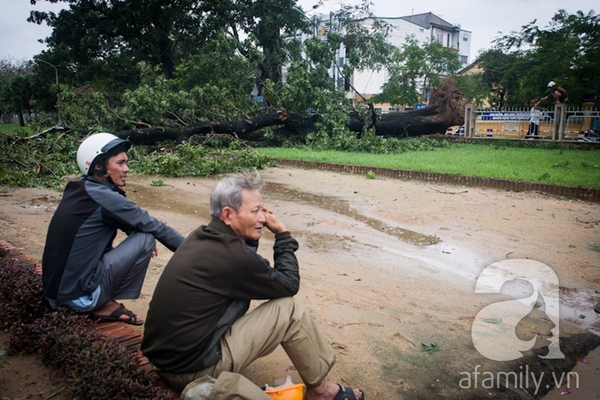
left=265, top=383, right=306, bottom=400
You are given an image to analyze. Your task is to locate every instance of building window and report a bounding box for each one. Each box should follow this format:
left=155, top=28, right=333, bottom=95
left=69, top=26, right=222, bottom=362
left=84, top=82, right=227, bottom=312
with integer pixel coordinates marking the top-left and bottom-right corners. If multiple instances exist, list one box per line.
left=463, top=37, right=469, bottom=41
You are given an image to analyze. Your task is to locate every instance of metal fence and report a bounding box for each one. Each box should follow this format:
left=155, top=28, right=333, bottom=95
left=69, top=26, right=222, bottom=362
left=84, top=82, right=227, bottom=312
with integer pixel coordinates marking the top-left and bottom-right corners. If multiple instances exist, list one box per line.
left=1, top=112, right=48, bottom=125
left=462, top=104, right=600, bottom=142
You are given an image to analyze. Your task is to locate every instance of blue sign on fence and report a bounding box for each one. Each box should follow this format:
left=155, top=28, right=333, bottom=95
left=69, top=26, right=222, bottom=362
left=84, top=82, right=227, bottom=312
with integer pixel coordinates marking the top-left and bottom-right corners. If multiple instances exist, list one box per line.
left=482, top=111, right=530, bottom=121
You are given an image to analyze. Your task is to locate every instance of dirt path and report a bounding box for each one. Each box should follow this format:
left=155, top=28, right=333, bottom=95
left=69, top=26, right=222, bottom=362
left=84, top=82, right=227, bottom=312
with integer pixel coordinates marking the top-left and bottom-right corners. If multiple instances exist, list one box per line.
left=1, top=167, right=599, bottom=399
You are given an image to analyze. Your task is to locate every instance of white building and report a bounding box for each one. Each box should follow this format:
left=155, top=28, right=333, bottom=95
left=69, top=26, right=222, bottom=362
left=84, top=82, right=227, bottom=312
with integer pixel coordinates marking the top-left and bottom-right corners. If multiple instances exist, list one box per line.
left=352, top=12, right=472, bottom=98
left=284, top=11, right=471, bottom=109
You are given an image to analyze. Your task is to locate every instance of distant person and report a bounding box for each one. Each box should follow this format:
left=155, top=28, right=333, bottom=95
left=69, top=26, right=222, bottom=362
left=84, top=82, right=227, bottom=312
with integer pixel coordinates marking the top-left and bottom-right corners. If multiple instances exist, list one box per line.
left=527, top=100, right=542, bottom=138
left=544, top=81, right=568, bottom=104
left=142, top=171, right=365, bottom=399
left=42, top=133, right=185, bottom=325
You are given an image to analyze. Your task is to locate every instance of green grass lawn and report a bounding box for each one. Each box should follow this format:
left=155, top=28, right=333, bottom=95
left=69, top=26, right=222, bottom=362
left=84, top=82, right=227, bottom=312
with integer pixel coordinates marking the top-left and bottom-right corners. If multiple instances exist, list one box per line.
left=0, top=123, right=35, bottom=135
left=258, top=144, right=600, bottom=188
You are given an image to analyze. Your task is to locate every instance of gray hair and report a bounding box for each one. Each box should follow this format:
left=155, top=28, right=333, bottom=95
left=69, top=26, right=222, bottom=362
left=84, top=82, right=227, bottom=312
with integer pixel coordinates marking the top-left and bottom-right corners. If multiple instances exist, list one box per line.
left=210, top=171, right=264, bottom=218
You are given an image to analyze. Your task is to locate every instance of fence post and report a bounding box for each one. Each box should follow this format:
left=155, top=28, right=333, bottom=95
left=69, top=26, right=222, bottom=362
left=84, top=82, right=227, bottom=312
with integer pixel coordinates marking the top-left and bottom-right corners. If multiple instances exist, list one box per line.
left=553, top=103, right=567, bottom=141
left=465, top=104, right=476, bottom=138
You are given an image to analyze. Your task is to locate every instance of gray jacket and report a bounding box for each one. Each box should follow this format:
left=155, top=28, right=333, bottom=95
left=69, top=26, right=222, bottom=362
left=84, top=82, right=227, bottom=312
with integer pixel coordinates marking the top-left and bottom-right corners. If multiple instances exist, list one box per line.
left=42, top=176, right=184, bottom=301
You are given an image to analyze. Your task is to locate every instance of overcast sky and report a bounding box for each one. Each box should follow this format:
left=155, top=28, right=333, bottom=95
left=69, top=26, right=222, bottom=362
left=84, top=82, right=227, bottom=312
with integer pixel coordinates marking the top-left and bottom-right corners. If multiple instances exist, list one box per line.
left=299, top=0, right=596, bottom=57
left=1, top=0, right=596, bottom=61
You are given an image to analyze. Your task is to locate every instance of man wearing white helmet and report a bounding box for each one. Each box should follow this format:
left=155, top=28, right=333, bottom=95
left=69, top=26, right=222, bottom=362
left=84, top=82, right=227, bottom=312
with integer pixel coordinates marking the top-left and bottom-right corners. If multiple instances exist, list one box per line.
left=544, top=81, right=569, bottom=104
left=42, top=133, right=185, bottom=325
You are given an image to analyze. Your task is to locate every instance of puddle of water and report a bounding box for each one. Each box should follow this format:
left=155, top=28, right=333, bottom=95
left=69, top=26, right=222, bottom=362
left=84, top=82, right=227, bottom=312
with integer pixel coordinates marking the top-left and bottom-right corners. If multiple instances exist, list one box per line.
left=557, top=286, right=600, bottom=333
left=294, top=231, right=358, bottom=252
left=588, top=243, right=600, bottom=253
left=475, top=268, right=599, bottom=334
left=125, top=183, right=210, bottom=216
left=383, top=241, right=483, bottom=281
left=263, top=182, right=439, bottom=246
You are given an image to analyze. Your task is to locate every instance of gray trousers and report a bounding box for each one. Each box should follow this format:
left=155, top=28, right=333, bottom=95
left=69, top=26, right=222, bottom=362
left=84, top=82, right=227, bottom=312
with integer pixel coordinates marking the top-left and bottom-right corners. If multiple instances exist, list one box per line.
left=95, top=231, right=155, bottom=309
left=159, top=297, right=336, bottom=393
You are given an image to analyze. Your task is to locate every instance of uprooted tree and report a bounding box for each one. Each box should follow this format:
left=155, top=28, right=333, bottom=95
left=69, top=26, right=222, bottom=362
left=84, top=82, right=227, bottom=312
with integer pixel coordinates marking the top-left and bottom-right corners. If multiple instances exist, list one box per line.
left=350, top=77, right=465, bottom=138
left=112, top=77, right=465, bottom=145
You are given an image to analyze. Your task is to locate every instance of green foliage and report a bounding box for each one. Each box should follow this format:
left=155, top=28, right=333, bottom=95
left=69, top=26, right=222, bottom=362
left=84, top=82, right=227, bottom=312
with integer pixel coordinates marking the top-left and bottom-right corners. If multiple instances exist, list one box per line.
left=150, top=179, right=167, bottom=187
left=173, top=31, right=257, bottom=116
left=552, top=160, right=570, bottom=169
left=60, top=87, right=118, bottom=131
left=374, top=37, right=461, bottom=106
left=20, top=1, right=397, bottom=149
left=59, top=61, right=261, bottom=131
left=0, top=58, right=33, bottom=121
left=582, top=161, right=598, bottom=169
left=0, top=129, right=269, bottom=189
left=0, top=251, right=49, bottom=327
left=335, top=2, right=394, bottom=72
left=121, top=63, right=196, bottom=127
left=29, top=0, right=208, bottom=85
left=454, top=74, right=491, bottom=107
left=303, top=127, right=450, bottom=154
left=0, top=130, right=79, bottom=189
left=245, top=0, right=311, bottom=90
left=268, top=135, right=449, bottom=155
left=0, top=74, right=35, bottom=126
left=130, top=137, right=271, bottom=177
left=421, top=342, right=440, bottom=354
left=0, top=249, right=170, bottom=399
left=492, top=9, right=600, bottom=106
left=365, top=170, right=376, bottom=179
left=267, top=59, right=328, bottom=116
left=475, top=49, right=528, bottom=109
left=11, top=311, right=169, bottom=399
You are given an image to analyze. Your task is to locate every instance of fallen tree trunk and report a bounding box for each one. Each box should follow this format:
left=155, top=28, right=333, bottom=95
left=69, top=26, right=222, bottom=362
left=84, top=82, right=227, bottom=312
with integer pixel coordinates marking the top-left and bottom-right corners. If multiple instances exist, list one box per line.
left=114, top=107, right=455, bottom=145
left=115, top=110, right=292, bottom=144
left=358, top=77, right=465, bottom=138
left=347, top=105, right=455, bottom=138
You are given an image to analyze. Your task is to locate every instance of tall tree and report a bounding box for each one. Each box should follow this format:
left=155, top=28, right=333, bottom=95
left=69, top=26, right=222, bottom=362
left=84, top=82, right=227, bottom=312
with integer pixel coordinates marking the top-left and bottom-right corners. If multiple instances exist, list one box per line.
left=454, top=73, right=491, bottom=108
left=0, top=58, right=32, bottom=123
left=494, top=9, right=600, bottom=106
left=243, top=0, right=310, bottom=98
left=473, top=49, right=529, bottom=109
left=28, top=0, right=234, bottom=86
left=1, top=75, right=35, bottom=126
left=374, top=37, right=461, bottom=106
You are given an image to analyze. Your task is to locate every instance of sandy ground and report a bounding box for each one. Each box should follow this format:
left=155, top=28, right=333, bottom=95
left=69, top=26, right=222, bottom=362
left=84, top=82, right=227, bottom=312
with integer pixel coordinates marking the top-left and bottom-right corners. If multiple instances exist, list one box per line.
left=1, top=166, right=599, bottom=399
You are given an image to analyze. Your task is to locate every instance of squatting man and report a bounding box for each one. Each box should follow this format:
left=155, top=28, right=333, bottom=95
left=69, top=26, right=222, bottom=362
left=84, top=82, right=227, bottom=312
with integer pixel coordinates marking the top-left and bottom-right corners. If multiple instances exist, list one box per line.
left=42, top=133, right=184, bottom=325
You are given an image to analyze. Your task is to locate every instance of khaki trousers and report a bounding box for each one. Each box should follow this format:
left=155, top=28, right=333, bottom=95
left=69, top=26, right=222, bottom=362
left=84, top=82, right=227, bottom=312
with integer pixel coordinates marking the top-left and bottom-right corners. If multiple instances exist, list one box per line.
left=159, top=297, right=336, bottom=393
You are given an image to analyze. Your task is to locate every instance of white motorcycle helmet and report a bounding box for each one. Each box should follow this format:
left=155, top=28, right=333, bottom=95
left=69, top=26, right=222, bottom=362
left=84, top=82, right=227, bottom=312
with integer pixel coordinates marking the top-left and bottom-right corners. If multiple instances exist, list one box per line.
left=547, top=81, right=556, bottom=88
left=77, top=133, right=131, bottom=176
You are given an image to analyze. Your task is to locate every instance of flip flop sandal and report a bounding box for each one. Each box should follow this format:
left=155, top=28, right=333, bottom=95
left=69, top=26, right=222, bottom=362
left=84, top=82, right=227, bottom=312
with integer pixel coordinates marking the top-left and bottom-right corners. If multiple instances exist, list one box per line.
left=91, top=303, right=143, bottom=326
left=333, top=384, right=365, bottom=400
